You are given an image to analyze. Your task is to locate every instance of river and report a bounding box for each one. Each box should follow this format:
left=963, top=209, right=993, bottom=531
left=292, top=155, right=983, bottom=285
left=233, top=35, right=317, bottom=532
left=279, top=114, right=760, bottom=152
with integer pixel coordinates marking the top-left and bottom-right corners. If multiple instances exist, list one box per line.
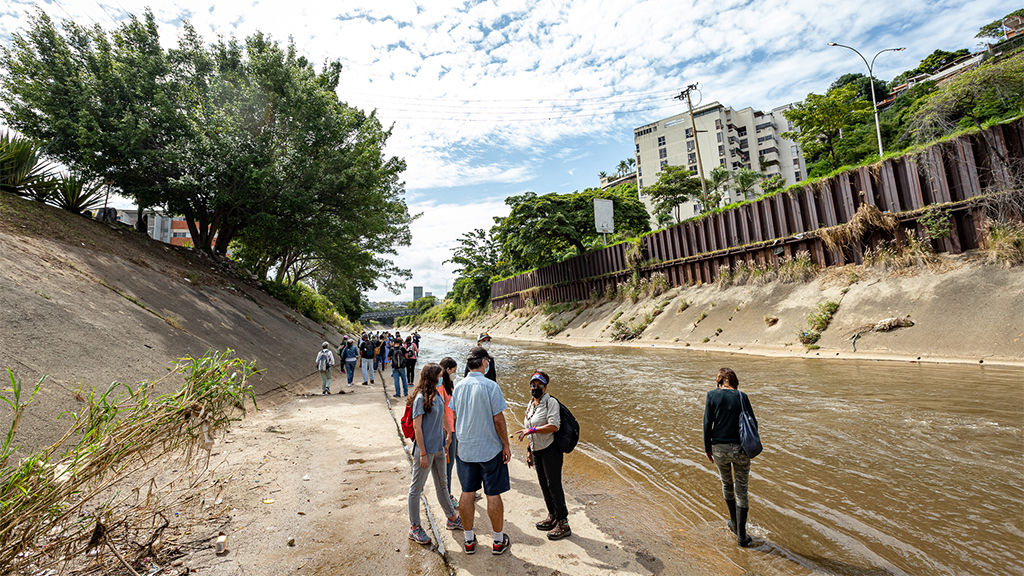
left=414, top=333, right=1024, bottom=575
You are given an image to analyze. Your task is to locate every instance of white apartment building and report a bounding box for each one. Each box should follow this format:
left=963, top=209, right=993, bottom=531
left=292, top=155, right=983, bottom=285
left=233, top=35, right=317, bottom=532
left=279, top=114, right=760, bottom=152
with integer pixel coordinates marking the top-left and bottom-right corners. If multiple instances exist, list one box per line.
left=634, top=101, right=807, bottom=224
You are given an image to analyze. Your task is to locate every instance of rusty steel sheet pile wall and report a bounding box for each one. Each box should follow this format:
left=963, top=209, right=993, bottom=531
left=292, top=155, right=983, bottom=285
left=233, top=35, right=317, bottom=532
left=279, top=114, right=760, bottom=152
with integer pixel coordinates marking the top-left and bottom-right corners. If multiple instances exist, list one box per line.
left=491, top=120, right=1024, bottom=310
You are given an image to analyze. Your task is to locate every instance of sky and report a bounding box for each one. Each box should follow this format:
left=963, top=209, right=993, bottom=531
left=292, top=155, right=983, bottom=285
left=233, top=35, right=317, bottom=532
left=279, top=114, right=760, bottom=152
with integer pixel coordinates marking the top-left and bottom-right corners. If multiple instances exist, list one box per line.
left=0, top=0, right=1009, bottom=302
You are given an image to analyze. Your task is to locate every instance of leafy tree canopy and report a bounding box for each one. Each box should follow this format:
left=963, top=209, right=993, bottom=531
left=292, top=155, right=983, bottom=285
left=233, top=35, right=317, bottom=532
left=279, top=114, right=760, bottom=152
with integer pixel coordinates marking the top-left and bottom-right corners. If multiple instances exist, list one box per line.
left=891, top=49, right=971, bottom=87
left=492, top=184, right=650, bottom=274
left=976, top=9, right=1024, bottom=39
left=644, top=165, right=705, bottom=222
left=830, top=73, right=891, bottom=103
left=782, top=83, right=871, bottom=170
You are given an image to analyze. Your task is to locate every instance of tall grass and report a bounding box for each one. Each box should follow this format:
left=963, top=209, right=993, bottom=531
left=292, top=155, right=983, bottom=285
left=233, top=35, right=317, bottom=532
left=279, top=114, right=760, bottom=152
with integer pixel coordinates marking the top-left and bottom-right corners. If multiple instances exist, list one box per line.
left=0, top=350, right=258, bottom=575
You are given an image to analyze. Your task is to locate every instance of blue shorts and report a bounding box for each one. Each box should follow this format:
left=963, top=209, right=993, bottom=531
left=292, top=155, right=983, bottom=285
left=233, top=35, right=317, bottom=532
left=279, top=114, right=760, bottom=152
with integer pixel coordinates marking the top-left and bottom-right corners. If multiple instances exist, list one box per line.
left=456, top=451, right=510, bottom=496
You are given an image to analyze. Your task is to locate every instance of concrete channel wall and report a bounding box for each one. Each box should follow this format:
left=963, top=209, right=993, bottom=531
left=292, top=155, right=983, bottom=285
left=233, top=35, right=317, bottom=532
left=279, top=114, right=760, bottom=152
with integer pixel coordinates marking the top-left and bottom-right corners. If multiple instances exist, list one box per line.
left=491, top=119, right=1024, bottom=310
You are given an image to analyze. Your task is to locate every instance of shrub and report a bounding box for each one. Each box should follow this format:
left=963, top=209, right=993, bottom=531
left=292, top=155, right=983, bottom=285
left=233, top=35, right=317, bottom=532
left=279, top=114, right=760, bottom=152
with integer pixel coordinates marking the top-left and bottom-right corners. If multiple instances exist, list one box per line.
left=807, top=300, right=840, bottom=332
left=983, top=220, right=1024, bottom=267
left=778, top=251, right=816, bottom=283
left=678, top=300, right=690, bottom=313
left=262, top=280, right=359, bottom=333
left=649, top=272, right=669, bottom=295
left=919, top=207, right=953, bottom=240
left=764, top=314, right=779, bottom=326
left=797, top=330, right=821, bottom=345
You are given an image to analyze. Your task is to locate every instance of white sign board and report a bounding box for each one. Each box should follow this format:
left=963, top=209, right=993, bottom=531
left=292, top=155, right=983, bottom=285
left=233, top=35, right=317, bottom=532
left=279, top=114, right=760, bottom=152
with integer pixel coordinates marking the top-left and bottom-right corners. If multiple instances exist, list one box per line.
left=594, top=198, right=614, bottom=234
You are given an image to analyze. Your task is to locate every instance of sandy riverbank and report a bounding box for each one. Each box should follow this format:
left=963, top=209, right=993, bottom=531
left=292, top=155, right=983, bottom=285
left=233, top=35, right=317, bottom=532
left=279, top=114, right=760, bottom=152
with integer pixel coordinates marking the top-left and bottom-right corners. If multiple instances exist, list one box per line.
left=419, top=255, right=1024, bottom=367
left=185, top=371, right=740, bottom=576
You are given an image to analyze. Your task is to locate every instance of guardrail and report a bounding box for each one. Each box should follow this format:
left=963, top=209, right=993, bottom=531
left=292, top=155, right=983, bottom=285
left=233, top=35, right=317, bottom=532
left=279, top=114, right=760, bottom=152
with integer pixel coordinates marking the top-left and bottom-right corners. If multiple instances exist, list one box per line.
left=491, top=119, right=1023, bottom=310
left=360, top=308, right=419, bottom=321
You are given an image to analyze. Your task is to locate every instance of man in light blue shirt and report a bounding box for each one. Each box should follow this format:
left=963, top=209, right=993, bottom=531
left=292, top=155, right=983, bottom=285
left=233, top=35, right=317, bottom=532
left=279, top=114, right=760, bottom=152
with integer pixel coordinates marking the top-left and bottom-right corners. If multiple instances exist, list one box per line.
left=449, top=347, right=511, bottom=555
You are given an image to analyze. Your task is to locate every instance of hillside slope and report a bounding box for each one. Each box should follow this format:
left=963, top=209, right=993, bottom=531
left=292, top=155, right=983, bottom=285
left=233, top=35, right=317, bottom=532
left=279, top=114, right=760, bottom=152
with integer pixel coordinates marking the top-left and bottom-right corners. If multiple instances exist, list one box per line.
left=0, top=193, right=351, bottom=449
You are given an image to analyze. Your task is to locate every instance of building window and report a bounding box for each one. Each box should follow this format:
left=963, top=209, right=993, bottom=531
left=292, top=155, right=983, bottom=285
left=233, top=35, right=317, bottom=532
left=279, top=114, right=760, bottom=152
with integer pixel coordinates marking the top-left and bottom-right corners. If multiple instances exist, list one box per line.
left=687, top=140, right=695, bottom=151
left=794, top=171, right=802, bottom=182
left=635, top=143, right=640, bottom=153
left=791, top=145, right=799, bottom=156
left=715, top=119, right=722, bottom=130
left=739, top=139, right=748, bottom=149
left=639, top=179, right=643, bottom=187
left=688, top=152, right=697, bottom=164
left=688, top=164, right=697, bottom=173
left=638, top=166, right=642, bottom=176
left=660, top=160, right=668, bottom=168
left=657, top=136, right=666, bottom=146
left=719, top=145, right=725, bottom=156
left=685, top=128, right=693, bottom=138
left=755, top=122, right=772, bottom=132
left=720, top=158, right=726, bottom=166
left=717, top=132, right=723, bottom=142
left=788, top=121, right=794, bottom=131
left=737, top=127, right=747, bottom=137
left=659, top=147, right=667, bottom=159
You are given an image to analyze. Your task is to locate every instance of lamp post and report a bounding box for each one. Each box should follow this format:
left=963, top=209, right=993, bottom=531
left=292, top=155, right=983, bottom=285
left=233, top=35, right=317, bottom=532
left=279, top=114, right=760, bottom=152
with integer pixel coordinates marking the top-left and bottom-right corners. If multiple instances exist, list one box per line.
left=827, top=42, right=905, bottom=158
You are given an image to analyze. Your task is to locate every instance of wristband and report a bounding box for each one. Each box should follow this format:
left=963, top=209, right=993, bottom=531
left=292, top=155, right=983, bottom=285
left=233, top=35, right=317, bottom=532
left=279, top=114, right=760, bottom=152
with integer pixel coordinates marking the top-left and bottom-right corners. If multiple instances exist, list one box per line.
left=529, top=427, right=536, bottom=434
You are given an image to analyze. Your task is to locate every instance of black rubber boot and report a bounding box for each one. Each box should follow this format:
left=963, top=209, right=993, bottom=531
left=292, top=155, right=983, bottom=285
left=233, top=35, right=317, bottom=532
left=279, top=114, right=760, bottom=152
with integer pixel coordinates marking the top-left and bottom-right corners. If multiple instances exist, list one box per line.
left=736, top=506, right=752, bottom=547
left=725, top=499, right=737, bottom=535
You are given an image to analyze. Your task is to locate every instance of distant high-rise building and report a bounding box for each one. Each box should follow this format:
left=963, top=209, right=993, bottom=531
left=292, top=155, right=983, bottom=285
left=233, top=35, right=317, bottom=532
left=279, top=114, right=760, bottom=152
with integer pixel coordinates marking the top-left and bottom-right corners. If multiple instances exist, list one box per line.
left=424, top=292, right=433, bottom=298
left=634, top=101, right=806, bottom=224
left=413, top=286, right=423, bottom=301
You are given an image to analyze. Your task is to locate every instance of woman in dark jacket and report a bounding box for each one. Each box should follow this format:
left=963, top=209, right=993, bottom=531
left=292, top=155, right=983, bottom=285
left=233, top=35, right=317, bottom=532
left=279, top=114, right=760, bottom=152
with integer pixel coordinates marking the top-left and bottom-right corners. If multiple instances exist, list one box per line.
left=703, top=367, right=758, bottom=547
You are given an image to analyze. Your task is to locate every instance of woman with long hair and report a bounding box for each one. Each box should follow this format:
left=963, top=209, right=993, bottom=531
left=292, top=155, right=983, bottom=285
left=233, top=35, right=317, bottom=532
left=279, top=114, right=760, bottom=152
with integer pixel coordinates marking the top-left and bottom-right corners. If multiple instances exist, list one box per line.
left=406, top=363, right=462, bottom=545
left=515, top=371, right=571, bottom=540
left=703, top=367, right=758, bottom=547
left=437, top=357, right=459, bottom=506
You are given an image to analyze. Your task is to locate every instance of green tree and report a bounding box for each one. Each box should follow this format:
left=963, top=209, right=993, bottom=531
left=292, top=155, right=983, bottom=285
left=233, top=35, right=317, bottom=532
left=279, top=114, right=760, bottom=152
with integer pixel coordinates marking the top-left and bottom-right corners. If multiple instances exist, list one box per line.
left=782, top=84, right=872, bottom=170
left=733, top=168, right=764, bottom=200
left=760, top=173, right=786, bottom=195
left=446, top=228, right=504, bottom=306
left=645, top=165, right=705, bottom=221
left=891, top=49, right=971, bottom=87
left=976, top=9, right=1024, bottom=39
left=830, top=73, right=890, bottom=103
left=493, top=184, right=650, bottom=273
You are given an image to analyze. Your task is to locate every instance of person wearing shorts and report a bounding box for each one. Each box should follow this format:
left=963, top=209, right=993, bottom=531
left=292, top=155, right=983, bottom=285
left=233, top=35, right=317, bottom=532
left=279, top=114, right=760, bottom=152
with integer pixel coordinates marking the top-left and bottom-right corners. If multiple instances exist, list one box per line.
left=449, top=346, right=511, bottom=555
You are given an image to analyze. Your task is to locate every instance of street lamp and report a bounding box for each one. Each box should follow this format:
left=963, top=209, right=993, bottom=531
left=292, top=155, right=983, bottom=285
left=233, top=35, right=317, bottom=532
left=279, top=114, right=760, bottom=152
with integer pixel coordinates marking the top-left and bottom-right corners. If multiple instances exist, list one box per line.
left=827, top=42, right=905, bottom=158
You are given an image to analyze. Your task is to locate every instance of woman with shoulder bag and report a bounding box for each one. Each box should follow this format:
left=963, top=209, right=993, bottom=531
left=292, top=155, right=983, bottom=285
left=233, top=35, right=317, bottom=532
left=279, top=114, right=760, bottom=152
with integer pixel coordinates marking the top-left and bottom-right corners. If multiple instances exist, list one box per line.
left=515, top=371, right=570, bottom=540
left=703, top=367, right=758, bottom=547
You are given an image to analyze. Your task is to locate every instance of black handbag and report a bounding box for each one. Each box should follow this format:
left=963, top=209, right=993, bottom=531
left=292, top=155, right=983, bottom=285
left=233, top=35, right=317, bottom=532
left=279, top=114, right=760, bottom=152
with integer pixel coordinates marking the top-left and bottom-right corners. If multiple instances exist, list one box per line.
left=737, top=392, right=763, bottom=459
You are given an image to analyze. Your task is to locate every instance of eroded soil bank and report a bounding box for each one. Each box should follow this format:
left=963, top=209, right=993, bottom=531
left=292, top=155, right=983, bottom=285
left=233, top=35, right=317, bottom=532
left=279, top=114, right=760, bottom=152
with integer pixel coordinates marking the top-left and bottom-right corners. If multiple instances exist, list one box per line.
left=425, top=255, right=1023, bottom=366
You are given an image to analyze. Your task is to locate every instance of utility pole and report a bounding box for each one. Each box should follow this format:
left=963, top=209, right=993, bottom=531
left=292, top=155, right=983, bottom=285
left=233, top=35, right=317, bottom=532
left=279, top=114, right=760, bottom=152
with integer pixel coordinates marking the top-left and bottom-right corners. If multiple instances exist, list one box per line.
left=675, top=84, right=709, bottom=211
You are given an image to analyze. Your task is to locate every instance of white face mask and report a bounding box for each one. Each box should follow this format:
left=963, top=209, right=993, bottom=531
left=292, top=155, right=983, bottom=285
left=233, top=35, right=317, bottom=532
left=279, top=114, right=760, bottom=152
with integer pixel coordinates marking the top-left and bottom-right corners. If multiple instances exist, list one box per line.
left=480, top=341, right=490, bottom=350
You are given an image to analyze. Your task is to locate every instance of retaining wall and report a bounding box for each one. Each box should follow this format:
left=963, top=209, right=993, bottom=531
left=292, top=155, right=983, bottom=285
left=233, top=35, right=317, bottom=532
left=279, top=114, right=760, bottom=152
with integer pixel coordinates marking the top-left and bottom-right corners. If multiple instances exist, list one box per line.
left=491, top=119, right=1024, bottom=310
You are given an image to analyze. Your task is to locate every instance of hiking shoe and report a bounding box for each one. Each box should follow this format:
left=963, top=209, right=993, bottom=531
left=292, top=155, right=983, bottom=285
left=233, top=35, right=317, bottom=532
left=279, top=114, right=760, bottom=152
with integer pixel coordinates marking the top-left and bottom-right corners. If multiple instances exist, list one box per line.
left=535, top=514, right=556, bottom=531
left=446, top=516, right=463, bottom=530
left=408, top=525, right=431, bottom=545
left=321, top=390, right=329, bottom=395
left=491, top=534, right=510, bottom=555
left=547, top=519, right=571, bottom=541
left=369, top=380, right=374, bottom=385
left=393, top=394, right=401, bottom=398
left=464, top=537, right=478, bottom=554
left=347, top=383, right=353, bottom=387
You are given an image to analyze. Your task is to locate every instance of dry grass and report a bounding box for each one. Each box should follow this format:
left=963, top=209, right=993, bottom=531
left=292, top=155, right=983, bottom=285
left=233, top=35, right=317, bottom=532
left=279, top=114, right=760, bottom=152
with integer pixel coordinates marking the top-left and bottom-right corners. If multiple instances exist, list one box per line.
left=816, top=204, right=899, bottom=254
left=982, top=219, right=1024, bottom=267
left=0, top=351, right=258, bottom=575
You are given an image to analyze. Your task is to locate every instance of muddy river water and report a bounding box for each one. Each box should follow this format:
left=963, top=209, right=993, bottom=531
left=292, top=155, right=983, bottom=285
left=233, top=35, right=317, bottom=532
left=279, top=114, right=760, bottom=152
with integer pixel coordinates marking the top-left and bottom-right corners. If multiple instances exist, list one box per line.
left=416, top=333, right=1023, bottom=575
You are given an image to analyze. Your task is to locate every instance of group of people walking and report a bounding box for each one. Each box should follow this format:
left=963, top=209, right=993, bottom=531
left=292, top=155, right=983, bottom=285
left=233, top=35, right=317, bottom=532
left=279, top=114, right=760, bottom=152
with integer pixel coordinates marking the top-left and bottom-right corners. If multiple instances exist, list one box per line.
left=315, top=331, right=420, bottom=395
left=318, top=331, right=761, bottom=554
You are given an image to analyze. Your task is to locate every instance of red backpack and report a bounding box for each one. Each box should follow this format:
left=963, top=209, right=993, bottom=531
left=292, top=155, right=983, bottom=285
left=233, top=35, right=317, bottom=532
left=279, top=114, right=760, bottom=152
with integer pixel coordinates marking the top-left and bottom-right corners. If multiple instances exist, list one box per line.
left=400, top=404, right=416, bottom=439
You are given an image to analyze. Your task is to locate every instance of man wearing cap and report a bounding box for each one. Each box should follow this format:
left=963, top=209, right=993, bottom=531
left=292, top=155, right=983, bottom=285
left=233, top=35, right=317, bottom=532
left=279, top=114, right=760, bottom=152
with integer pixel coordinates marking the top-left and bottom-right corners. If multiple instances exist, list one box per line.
left=449, top=346, right=511, bottom=555
left=315, top=342, right=335, bottom=395
left=465, top=333, right=497, bottom=382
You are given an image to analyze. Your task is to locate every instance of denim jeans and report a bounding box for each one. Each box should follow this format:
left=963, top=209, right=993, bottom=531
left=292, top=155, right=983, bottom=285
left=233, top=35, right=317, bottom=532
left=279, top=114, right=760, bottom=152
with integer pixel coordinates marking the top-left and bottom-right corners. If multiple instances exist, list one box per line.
left=344, top=360, right=356, bottom=383
left=361, top=358, right=373, bottom=383
left=393, top=368, right=408, bottom=395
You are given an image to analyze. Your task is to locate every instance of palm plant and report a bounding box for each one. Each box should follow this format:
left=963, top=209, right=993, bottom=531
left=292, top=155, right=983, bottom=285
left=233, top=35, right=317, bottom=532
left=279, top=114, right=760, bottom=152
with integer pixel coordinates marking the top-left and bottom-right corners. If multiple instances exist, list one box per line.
left=617, top=160, right=629, bottom=176
left=733, top=168, right=764, bottom=200
left=627, top=157, right=636, bottom=172
left=51, top=175, right=105, bottom=215
left=0, top=132, right=57, bottom=202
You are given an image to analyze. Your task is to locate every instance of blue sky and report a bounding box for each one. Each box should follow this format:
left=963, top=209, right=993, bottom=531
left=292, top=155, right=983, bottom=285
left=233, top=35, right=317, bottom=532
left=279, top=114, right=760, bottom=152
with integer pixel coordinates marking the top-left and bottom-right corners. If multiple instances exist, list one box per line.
left=0, top=0, right=1009, bottom=301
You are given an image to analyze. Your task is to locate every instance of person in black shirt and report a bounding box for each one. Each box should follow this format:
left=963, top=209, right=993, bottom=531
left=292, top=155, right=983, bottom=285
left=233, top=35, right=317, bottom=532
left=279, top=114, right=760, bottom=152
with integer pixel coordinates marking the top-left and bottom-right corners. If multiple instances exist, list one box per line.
left=358, top=333, right=375, bottom=386
left=703, top=367, right=758, bottom=547
left=464, top=332, right=497, bottom=382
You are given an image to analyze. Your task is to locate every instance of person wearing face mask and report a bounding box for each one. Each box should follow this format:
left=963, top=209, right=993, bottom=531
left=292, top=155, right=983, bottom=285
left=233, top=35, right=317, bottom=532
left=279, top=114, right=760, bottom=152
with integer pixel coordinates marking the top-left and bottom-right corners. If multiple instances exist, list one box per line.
left=465, top=333, right=497, bottom=382
left=515, top=371, right=570, bottom=540
left=437, top=356, right=460, bottom=508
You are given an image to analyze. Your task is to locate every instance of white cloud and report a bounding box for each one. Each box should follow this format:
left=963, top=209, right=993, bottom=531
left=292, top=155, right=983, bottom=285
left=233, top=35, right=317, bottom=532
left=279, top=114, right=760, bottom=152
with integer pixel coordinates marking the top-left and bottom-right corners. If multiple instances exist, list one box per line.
left=367, top=197, right=512, bottom=302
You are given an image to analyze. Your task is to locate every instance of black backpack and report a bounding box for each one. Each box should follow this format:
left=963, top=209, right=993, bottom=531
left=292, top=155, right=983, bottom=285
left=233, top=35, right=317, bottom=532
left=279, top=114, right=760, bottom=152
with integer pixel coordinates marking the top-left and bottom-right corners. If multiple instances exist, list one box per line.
left=551, top=397, right=580, bottom=453
left=391, top=345, right=406, bottom=369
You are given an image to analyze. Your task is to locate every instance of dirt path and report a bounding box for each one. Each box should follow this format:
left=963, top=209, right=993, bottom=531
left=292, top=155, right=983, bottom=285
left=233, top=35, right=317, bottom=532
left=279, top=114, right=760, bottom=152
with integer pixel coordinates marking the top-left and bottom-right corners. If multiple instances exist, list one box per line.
left=187, top=371, right=727, bottom=576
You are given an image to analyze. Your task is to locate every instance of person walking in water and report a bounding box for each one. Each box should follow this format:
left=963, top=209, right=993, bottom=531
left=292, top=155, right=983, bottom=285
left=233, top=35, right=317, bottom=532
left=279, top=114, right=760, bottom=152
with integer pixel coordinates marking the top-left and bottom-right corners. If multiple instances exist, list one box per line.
left=449, top=347, right=511, bottom=555
left=704, top=367, right=758, bottom=547
left=315, top=342, right=334, bottom=395
left=516, top=371, right=571, bottom=540
left=406, top=364, right=463, bottom=545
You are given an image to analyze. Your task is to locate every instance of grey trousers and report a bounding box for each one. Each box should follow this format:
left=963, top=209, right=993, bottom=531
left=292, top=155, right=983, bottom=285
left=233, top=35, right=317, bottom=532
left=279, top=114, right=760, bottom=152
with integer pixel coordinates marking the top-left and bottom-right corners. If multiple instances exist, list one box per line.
left=319, top=369, right=332, bottom=393
left=408, top=445, right=455, bottom=526
left=712, top=443, right=751, bottom=508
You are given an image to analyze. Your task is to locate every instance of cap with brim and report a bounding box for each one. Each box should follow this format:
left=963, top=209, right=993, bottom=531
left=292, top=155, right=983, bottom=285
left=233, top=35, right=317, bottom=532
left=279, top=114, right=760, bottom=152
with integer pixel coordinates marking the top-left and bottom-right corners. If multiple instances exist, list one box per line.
left=478, top=332, right=491, bottom=341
